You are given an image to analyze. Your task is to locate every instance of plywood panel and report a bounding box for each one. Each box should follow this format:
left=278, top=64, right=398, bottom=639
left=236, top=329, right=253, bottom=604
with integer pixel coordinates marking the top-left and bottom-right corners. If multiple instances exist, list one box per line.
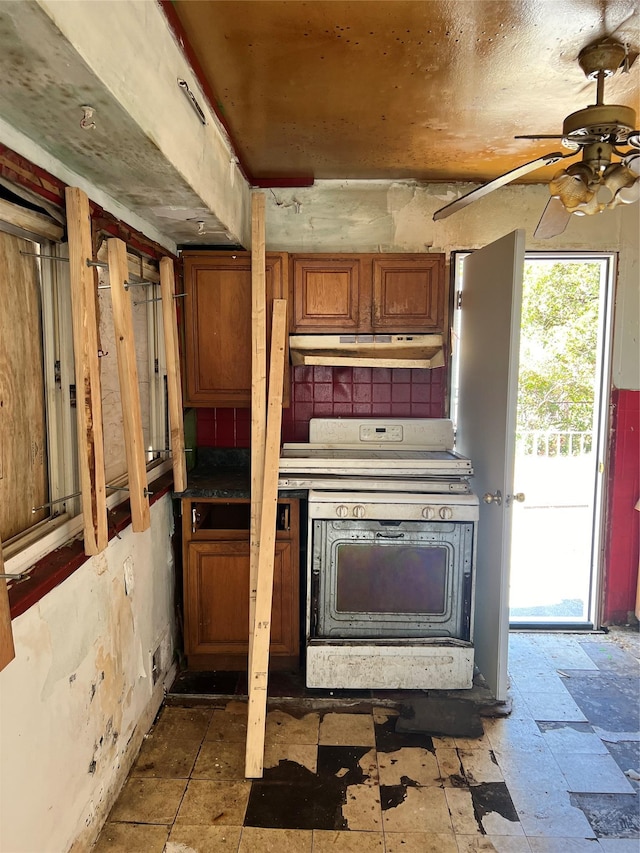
left=0, top=231, right=48, bottom=542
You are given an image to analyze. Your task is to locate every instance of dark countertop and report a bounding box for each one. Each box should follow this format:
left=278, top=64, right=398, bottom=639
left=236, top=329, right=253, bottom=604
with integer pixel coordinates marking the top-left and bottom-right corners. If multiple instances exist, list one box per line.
left=174, top=448, right=306, bottom=499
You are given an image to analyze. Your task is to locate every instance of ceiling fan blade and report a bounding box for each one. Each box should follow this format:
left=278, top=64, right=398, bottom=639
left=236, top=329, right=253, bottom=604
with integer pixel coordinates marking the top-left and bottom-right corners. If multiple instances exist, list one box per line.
left=432, top=152, right=570, bottom=221
left=515, top=134, right=564, bottom=140
left=534, top=196, right=572, bottom=239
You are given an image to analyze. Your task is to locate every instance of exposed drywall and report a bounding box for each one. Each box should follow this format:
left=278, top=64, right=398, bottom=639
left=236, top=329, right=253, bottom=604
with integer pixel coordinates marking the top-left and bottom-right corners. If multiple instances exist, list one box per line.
left=0, top=496, right=176, bottom=853
left=265, top=180, right=639, bottom=389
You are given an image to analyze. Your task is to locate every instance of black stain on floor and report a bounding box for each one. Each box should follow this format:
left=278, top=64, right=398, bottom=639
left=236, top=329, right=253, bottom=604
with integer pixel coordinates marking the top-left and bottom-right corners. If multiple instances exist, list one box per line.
left=380, top=784, right=408, bottom=811
left=374, top=713, right=434, bottom=754
left=604, top=740, right=640, bottom=790
left=570, top=792, right=640, bottom=838
left=470, top=781, right=520, bottom=827
left=562, top=672, right=640, bottom=732
left=244, top=745, right=373, bottom=830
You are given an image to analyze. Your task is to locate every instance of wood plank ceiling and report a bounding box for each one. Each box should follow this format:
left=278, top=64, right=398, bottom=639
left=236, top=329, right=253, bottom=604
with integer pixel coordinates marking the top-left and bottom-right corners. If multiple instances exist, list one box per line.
left=169, top=0, right=639, bottom=187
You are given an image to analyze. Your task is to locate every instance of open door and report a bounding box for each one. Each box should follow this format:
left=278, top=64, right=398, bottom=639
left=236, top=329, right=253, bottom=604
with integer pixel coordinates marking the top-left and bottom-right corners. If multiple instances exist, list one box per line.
left=455, top=230, right=525, bottom=701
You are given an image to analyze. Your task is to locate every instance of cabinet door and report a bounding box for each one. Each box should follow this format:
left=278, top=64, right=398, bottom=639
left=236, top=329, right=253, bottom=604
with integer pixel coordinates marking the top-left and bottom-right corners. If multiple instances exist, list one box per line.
left=183, top=252, right=288, bottom=406
left=372, top=255, right=446, bottom=332
left=292, top=255, right=370, bottom=332
left=185, top=540, right=298, bottom=662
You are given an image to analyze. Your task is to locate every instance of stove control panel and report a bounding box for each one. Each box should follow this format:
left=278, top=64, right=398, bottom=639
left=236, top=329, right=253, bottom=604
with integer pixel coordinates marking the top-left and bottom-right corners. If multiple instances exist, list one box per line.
left=309, top=492, right=480, bottom=523
left=359, top=424, right=403, bottom=442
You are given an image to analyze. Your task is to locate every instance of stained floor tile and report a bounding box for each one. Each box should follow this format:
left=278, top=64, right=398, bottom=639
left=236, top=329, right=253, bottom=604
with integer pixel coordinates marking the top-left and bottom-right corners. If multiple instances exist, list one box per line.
left=165, top=823, right=242, bottom=852
left=435, top=746, right=467, bottom=787
left=536, top=721, right=609, bottom=756
left=175, top=780, right=251, bottom=826
left=342, top=781, right=382, bottom=830
left=108, top=778, right=187, bottom=825
left=264, top=709, right=319, bottom=745
left=455, top=836, right=533, bottom=852
left=384, top=830, right=458, bottom=852
left=191, top=740, right=246, bottom=781
left=459, top=748, right=504, bottom=785
left=381, top=785, right=452, bottom=833
left=526, top=838, right=602, bottom=851
left=519, top=690, right=587, bottom=723
left=263, top=742, right=318, bottom=773
left=92, top=821, right=169, bottom=853
left=205, top=706, right=248, bottom=742
left=312, top=829, right=384, bottom=852
left=445, top=787, right=483, bottom=835
left=377, top=746, right=441, bottom=786
left=151, top=706, right=212, bottom=742
left=238, top=826, right=312, bottom=852
left=319, top=712, right=375, bottom=746
left=569, top=792, right=640, bottom=838
left=553, top=751, right=635, bottom=794
left=509, top=787, right=596, bottom=838
left=130, top=736, right=200, bottom=778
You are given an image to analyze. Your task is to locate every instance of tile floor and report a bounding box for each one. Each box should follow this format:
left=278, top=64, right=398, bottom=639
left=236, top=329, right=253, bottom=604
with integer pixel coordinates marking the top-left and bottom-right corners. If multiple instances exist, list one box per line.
left=93, top=631, right=640, bottom=852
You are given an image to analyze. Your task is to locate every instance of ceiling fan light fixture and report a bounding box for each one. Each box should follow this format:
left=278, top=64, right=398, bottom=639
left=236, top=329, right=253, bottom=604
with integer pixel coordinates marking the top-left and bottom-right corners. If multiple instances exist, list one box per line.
left=549, top=164, right=594, bottom=210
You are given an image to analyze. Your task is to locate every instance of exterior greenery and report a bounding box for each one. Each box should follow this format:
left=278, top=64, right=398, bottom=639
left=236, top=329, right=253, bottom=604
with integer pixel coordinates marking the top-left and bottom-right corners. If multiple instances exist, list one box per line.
left=517, top=261, right=601, bottom=455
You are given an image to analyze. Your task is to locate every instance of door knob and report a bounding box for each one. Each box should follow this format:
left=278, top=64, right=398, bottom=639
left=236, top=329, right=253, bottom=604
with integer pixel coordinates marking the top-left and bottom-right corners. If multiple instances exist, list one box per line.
left=483, top=490, right=502, bottom=506
left=509, top=492, right=526, bottom=503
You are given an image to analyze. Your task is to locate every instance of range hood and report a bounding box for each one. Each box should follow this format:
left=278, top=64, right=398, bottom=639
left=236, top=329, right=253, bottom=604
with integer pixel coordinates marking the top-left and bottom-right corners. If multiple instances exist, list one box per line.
left=289, top=333, right=445, bottom=368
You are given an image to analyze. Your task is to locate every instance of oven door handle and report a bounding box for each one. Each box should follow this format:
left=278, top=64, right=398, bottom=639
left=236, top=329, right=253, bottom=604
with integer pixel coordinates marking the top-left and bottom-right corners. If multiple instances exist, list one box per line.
left=375, top=531, right=405, bottom=539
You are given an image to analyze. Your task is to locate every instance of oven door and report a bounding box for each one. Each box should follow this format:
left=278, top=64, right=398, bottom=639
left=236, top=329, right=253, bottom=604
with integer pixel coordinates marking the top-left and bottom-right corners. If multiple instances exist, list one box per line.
left=311, top=519, right=474, bottom=640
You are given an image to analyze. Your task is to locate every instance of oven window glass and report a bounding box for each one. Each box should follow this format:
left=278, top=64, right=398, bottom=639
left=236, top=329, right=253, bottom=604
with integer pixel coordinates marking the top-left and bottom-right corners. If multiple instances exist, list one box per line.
left=335, top=543, right=447, bottom=614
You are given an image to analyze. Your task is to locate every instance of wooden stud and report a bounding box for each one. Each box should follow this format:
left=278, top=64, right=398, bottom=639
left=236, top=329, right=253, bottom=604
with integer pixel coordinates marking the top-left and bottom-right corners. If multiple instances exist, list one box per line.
left=160, top=256, right=187, bottom=492
left=249, top=192, right=267, bottom=681
left=0, top=544, right=15, bottom=674
left=65, top=187, right=107, bottom=555
left=0, top=197, right=63, bottom=242
left=245, top=299, right=287, bottom=779
left=107, top=238, right=150, bottom=532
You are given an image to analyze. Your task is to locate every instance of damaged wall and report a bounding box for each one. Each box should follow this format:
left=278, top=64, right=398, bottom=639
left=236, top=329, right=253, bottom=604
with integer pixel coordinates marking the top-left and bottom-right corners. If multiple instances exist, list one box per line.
left=0, top=496, right=176, bottom=853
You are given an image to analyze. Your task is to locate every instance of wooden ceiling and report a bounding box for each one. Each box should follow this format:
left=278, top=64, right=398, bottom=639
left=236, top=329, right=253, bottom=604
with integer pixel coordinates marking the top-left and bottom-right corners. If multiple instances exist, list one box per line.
left=169, top=0, right=640, bottom=186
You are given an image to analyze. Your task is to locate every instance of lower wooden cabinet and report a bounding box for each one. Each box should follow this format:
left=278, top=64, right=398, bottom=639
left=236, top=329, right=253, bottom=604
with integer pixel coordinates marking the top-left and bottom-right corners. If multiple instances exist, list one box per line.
left=182, top=497, right=300, bottom=670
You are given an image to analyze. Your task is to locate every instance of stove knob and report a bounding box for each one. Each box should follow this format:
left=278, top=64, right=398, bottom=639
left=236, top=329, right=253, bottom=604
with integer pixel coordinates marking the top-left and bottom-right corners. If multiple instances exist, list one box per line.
left=353, top=504, right=366, bottom=519
left=422, top=506, right=436, bottom=520
left=336, top=505, right=349, bottom=518
left=439, top=506, right=453, bottom=520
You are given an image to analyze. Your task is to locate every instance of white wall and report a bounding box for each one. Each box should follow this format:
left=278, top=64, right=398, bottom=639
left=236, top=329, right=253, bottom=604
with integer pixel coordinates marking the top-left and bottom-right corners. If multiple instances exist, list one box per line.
left=264, top=180, right=639, bottom=390
left=0, top=495, right=176, bottom=853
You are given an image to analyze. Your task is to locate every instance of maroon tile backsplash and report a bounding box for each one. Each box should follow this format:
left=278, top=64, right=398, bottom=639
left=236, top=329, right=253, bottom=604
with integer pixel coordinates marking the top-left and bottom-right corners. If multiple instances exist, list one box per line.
left=196, top=365, right=447, bottom=446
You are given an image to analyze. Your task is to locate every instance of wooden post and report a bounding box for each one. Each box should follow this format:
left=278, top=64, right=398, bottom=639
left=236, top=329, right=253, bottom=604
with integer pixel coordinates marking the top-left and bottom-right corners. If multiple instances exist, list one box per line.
left=249, top=192, right=267, bottom=681
left=0, top=543, right=15, bottom=673
left=107, top=238, right=150, bottom=532
left=65, top=187, right=107, bottom=555
left=245, top=299, right=287, bottom=778
left=160, top=257, right=187, bottom=493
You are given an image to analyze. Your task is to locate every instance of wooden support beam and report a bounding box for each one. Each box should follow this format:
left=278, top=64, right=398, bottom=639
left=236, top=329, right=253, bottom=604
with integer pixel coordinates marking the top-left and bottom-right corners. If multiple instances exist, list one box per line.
left=249, top=192, right=267, bottom=681
left=107, top=238, right=150, bottom=532
left=0, top=544, right=15, bottom=674
left=65, top=187, right=107, bottom=555
left=160, top=256, right=187, bottom=493
left=245, top=298, right=287, bottom=779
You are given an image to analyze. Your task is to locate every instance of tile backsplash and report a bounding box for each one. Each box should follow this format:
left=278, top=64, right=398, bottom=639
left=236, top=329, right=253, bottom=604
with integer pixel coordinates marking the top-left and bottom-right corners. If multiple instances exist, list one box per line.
left=196, top=365, right=447, bottom=446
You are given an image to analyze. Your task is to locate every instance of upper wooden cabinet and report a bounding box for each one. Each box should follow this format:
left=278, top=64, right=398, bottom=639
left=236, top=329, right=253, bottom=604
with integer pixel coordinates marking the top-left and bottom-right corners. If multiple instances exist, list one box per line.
left=182, top=251, right=289, bottom=407
left=292, top=253, right=446, bottom=334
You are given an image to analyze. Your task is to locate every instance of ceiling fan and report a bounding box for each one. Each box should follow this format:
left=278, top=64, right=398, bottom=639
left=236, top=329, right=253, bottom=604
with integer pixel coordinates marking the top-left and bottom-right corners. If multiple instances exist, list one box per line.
left=432, top=39, right=640, bottom=238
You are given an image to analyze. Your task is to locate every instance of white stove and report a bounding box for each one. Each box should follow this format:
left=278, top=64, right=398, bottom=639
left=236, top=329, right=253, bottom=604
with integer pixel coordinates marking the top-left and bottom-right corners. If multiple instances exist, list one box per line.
left=279, top=419, right=479, bottom=690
